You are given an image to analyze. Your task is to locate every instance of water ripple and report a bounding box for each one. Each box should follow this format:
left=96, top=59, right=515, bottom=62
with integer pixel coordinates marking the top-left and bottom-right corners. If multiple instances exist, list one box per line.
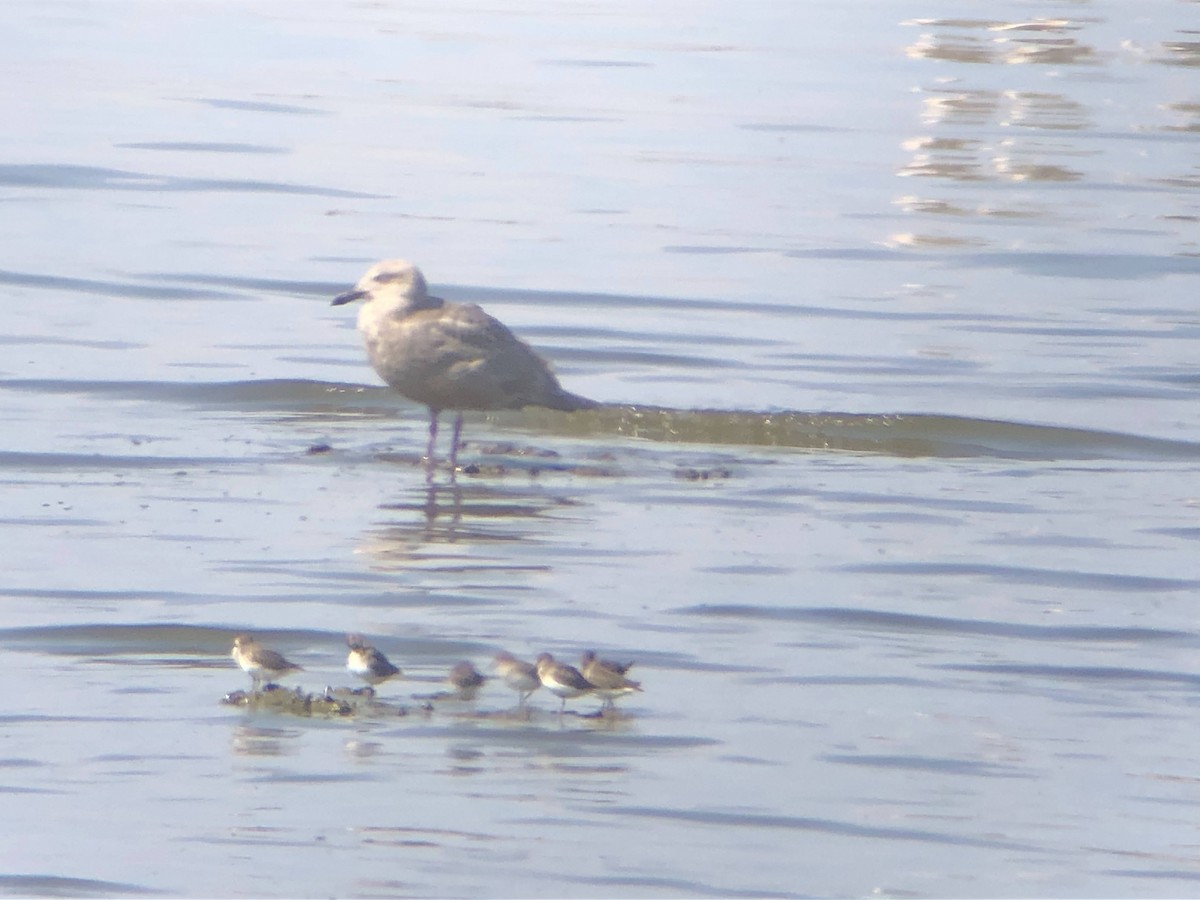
left=937, top=662, right=1200, bottom=688
left=4, top=377, right=1199, bottom=462
left=673, top=605, right=1196, bottom=643
left=0, top=874, right=161, bottom=897
left=603, top=805, right=1038, bottom=852
left=542, top=871, right=796, bottom=899
left=0, top=163, right=379, bottom=198
left=819, top=753, right=1034, bottom=778
left=0, top=269, right=237, bottom=300
left=838, top=562, right=1200, bottom=592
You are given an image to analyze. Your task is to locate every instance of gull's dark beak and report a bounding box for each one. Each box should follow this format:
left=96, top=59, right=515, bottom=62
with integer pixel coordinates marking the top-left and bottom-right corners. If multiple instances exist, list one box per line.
left=332, top=288, right=368, bottom=307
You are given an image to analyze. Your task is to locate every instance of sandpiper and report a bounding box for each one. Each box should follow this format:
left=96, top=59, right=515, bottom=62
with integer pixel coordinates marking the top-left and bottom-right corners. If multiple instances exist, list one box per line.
left=493, top=651, right=541, bottom=707
left=346, top=634, right=402, bottom=686
left=581, top=649, right=643, bottom=710
left=447, top=661, right=487, bottom=700
left=535, top=652, right=593, bottom=714
left=231, top=634, right=302, bottom=692
left=580, top=650, right=634, bottom=676
left=332, top=259, right=598, bottom=475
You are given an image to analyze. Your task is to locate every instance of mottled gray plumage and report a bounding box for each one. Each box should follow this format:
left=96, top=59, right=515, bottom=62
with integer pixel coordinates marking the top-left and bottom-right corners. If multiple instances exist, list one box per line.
left=493, top=651, right=541, bottom=707
left=231, top=634, right=302, bottom=692
left=346, top=633, right=402, bottom=686
left=535, top=652, right=593, bottom=713
left=447, top=661, right=487, bottom=699
left=581, top=650, right=642, bottom=710
left=332, top=259, right=596, bottom=473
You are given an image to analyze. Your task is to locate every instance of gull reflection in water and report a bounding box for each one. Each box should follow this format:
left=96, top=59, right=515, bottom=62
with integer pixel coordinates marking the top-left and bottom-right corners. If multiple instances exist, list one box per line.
left=355, top=478, right=578, bottom=571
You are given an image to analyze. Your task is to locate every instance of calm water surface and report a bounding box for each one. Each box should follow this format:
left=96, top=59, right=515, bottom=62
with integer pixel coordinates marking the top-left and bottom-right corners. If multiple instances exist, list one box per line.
left=2, top=2, right=1199, bottom=897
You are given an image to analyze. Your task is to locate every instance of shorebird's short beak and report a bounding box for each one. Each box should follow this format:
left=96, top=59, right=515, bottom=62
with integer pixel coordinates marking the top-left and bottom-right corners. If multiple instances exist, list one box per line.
left=332, top=288, right=368, bottom=306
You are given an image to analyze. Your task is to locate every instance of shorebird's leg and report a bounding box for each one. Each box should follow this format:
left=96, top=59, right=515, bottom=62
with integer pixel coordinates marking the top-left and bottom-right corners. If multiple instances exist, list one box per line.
left=448, top=412, right=464, bottom=471
left=425, top=408, right=440, bottom=480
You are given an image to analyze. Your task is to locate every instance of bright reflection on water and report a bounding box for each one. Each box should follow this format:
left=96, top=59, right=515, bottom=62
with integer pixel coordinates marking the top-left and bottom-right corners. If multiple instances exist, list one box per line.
left=1, top=2, right=1199, bottom=898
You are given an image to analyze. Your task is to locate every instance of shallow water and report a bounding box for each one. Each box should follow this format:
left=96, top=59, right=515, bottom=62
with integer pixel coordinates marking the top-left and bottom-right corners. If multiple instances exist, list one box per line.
left=2, top=2, right=1200, bottom=898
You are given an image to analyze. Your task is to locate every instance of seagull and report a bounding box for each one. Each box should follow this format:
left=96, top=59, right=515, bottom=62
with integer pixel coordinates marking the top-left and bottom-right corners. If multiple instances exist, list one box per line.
left=345, top=634, right=402, bottom=686
left=332, top=259, right=597, bottom=475
left=231, top=634, right=302, bottom=692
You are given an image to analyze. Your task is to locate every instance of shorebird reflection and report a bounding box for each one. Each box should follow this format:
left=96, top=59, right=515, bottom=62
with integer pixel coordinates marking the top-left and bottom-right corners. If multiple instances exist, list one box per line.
left=356, top=478, right=572, bottom=573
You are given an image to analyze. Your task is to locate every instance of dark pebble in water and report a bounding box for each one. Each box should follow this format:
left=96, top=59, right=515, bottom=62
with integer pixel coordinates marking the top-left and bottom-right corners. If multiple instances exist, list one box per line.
left=674, top=467, right=733, bottom=481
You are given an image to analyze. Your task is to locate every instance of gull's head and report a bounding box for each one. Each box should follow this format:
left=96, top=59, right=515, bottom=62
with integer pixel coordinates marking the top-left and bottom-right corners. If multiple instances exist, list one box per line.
left=332, top=258, right=432, bottom=312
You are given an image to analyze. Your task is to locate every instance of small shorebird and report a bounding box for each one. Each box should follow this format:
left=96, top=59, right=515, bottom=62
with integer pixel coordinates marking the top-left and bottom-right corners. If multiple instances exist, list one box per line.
left=332, top=259, right=598, bottom=475
left=535, top=653, right=593, bottom=714
left=346, top=634, right=402, bottom=686
left=581, top=650, right=643, bottom=710
left=580, top=650, right=634, bottom=676
left=231, top=634, right=302, bottom=692
left=446, top=661, right=487, bottom=700
left=493, top=651, right=541, bottom=707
